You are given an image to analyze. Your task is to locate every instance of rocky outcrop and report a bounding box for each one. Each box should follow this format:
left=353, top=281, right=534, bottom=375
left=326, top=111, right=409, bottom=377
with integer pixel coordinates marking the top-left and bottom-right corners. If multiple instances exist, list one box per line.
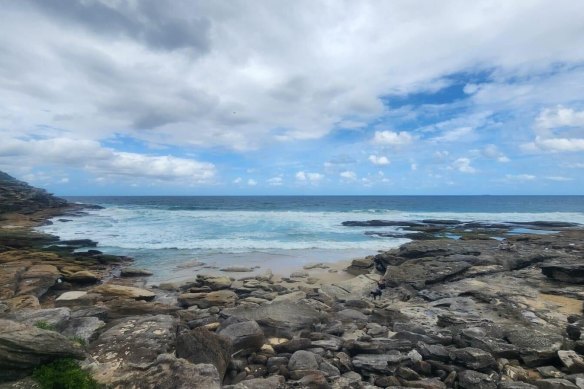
left=0, top=319, right=84, bottom=381
left=176, top=327, right=232, bottom=379
left=0, top=171, right=67, bottom=215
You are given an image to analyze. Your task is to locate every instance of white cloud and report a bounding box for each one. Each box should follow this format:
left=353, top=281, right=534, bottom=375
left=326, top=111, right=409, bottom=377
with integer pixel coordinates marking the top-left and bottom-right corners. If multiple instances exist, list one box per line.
left=372, top=131, right=414, bottom=146
left=233, top=177, right=243, bottom=184
left=340, top=170, right=357, bottom=181
left=531, top=136, right=584, bottom=152
left=0, top=137, right=215, bottom=183
left=411, top=163, right=418, bottom=171
left=483, top=144, right=510, bottom=163
left=267, top=176, right=283, bottom=186
left=536, top=106, right=584, bottom=131
left=506, top=174, right=536, bottom=181
left=433, top=127, right=473, bottom=142
left=545, top=176, right=573, bottom=181
left=295, top=171, right=323, bottom=183
left=247, top=179, right=257, bottom=186
left=451, top=158, right=476, bottom=174
left=368, top=155, right=390, bottom=165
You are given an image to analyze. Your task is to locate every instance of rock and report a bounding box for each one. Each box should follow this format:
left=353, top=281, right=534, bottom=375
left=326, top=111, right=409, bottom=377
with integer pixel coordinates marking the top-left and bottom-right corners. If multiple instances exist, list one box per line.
left=89, top=314, right=176, bottom=376
left=352, top=352, right=404, bottom=375
left=62, top=270, right=100, bottom=284
left=336, top=309, right=368, bottom=322
left=176, top=327, right=231, bottom=379
left=92, top=284, right=156, bottom=301
left=450, top=347, right=497, bottom=371
left=61, top=317, right=105, bottom=343
left=220, top=266, right=253, bottom=272
left=505, top=328, right=564, bottom=367
left=288, top=350, right=320, bottom=371
left=104, top=298, right=180, bottom=319
left=537, top=366, right=565, bottom=379
left=384, top=258, right=471, bottom=288
left=274, top=338, right=312, bottom=353
left=218, top=321, right=264, bottom=356
left=534, top=379, right=579, bottom=389
left=0, top=319, right=84, bottom=381
left=297, top=371, right=329, bottom=388
left=541, top=265, right=584, bottom=284
left=95, top=354, right=221, bottom=389
left=272, top=291, right=306, bottom=303
left=0, top=307, right=70, bottom=331
left=221, top=300, right=325, bottom=337
left=178, top=290, right=238, bottom=308
left=458, top=370, right=498, bottom=389
left=120, top=267, right=153, bottom=277
left=54, top=291, right=97, bottom=307
left=346, top=258, right=373, bottom=275
left=17, top=264, right=60, bottom=297
left=320, top=274, right=379, bottom=300
left=290, top=270, right=309, bottom=278
left=232, top=375, right=285, bottom=389
left=3, top=295, right=39, bottom=311
left=558, top=350, right=584, bottom=373
left=499, top=383, right=538, bottom=389
left=198, top=276, right=232, bottom=290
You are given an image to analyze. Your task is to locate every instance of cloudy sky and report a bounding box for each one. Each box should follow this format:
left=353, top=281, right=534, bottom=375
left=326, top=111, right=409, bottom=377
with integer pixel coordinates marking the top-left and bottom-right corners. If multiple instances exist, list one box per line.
left=1, top=0, right=584, bottom=195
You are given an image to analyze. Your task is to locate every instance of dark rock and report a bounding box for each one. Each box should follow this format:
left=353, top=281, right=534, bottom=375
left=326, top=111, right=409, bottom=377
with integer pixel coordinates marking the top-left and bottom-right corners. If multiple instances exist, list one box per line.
left=120, top=267, right=153, bottom=277
left=274, top=338, right=312, bottom=353
left=533, top=378, right=579, bottom=388
left=457, top=370, right=498, bottom=389
left=352, top=352, right=404, bottom=375
left=558, top=350, right=584, bottom=373
left=176, top=327, right=232, bottom=379
left=0, top=307, right=70, bottom=331
left=0, top=319, right=84, bottom=381
left=288, top=350, right=320, bottom=371
left=449, top=347, right=497, bottom=371
left=218, top=321, right=265, bottom=356
left=505, top=328, right=564, bottom=367
left=384, top=258, right=472, bottom=288
left=61, top=316, right=105, bottom=343
left=542, top=264, right=584, bottom=284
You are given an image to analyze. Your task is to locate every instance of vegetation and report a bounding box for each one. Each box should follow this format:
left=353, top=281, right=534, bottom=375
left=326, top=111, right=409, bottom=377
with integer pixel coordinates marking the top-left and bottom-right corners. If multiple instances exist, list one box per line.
left=34, top=321, right=57, bottom=331
left=33, top=358, right=99, bottom=389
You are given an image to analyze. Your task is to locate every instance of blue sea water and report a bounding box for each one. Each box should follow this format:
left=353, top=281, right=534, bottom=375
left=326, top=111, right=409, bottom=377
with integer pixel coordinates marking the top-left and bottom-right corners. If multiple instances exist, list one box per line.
left=38, top=196, right=584, bottom=282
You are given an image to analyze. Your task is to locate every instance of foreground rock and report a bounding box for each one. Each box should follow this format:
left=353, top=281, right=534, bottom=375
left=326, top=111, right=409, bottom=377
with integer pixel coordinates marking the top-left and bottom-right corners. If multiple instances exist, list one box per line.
left=92, top=284, right=156, bottom=301
left=0, top=319, right=84, bottom=381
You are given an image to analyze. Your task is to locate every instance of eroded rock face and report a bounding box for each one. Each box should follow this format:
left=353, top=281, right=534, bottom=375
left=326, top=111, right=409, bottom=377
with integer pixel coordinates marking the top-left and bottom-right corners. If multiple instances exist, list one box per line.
left=176, top=327, right=232, bottom=379
left=91, top=284, right=156, bottom=301
left=218, top=320, right=264, bottom=356
left=0, top=319, right=84, bottom=381
left=384, top=258, right=472, bottom=288
left=89, top=314, right=177, bottom=383
left=0, top=171, right=67, bottom=215
left=541, top=264, right=584, bottom=284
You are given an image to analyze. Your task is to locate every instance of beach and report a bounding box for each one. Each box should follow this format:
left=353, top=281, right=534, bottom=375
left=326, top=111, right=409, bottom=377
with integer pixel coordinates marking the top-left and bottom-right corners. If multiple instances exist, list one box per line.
left=3, top=174, right=584, bottom=388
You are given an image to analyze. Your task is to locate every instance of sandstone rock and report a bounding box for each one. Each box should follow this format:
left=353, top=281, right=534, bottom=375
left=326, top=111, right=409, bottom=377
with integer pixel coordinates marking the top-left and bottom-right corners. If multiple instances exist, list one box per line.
left=17, top=264, right=60, bottom=297
left=94, top=354, right=222, bottom=389
left=0, top=307, right=70, bottom=331
left=120, top=267, right=153, bottom=277
left=62, top=270, right=99, bottom=284
left=0, top=319, right=84, bottom=381
left=176, top=327, right=231, bottom=379
left=104, top=298, right=180, bottom=319
left=4, top=295, right=39, bottom=311
left=54, top=291, right=97, bottom=307
left=178, top=290, right=238, bottom=308
left=346, top=257, right=373, bottom=275
left=89, top=315, right=176, bottom=371
left=92, top=284, right=156, bottom=301
left=61, top=316, right=105, bottom=343
left=218, top=320, right=264, bottom=356
left=197, top=275, right=232, bottom=290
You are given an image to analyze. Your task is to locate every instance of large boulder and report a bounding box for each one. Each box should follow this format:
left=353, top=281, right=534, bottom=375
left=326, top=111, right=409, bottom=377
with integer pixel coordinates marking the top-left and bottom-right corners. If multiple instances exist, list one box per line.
left=288, top=350, right=319, bottom=371
left=505, top=328, right=564, bottom=367
left=178, top=290, right=238, bottom=308
left=319, top=274, right=379, bottom=300
left=89, top=314, right=177, bottom=383
left=0, top=319, right=84, bottom=381
left=541, top=264, right=584, bottom=283
left=17, top=264, right=60, bottom=297
left=176, top=327, right=231, bottom=379
left=221, top=300, right=326, bottom=337
left=384, top=258, right=472, bottom=288
left=218, top=320, right=264, bottom=356
left=95, top=354, right=221, bottom=389
left=0, top=307, right=70, bottom=331
left=61, top=317, right=105, bottom=343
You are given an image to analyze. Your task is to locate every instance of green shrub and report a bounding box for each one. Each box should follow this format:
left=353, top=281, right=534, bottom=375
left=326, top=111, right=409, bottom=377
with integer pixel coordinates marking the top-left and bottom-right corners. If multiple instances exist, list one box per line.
left=69, top=336, right=87, bottom=347
left=32, top=358, right=99, bottom=389
left=34, top=321, right=57, bottom=331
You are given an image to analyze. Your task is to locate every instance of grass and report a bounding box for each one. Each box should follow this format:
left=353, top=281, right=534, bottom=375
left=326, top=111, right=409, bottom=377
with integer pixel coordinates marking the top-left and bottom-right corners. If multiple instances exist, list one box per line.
left=33, top=358, right=99, bottom=389
left=34, top=321, right=57, bottom=331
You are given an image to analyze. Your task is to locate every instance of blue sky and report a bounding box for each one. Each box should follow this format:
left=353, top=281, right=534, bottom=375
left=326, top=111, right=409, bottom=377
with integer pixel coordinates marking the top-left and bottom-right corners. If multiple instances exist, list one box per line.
left=1, top=1, right=584, bottom=195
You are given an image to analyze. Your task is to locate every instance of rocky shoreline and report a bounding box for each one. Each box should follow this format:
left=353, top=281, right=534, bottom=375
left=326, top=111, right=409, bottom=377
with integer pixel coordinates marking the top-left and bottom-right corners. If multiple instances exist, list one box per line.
left=2, top=173, right=584, bottom=388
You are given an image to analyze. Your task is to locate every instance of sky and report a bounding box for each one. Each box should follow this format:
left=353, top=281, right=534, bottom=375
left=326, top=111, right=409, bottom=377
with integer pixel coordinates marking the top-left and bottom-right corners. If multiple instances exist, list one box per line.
left=1, top=0, right=584, bottom=195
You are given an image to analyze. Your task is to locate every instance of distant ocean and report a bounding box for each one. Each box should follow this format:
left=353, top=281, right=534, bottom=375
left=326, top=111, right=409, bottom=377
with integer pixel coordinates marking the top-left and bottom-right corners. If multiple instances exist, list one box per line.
left=38, top=196, right=584, bottom=282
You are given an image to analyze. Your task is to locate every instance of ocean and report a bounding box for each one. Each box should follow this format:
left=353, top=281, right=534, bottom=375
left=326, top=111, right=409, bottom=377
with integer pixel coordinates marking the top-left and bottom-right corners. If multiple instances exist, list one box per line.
left=37, top=196, right=584, bottom=282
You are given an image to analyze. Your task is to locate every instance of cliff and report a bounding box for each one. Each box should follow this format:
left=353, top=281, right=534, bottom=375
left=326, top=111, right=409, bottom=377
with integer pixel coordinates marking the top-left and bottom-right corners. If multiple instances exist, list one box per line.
left=0, top=171, right=68, bottom=215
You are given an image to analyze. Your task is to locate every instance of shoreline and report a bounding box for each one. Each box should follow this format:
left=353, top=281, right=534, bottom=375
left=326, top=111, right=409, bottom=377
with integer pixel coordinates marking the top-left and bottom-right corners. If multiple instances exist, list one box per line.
left=3, top=180, right=584, bottom=388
